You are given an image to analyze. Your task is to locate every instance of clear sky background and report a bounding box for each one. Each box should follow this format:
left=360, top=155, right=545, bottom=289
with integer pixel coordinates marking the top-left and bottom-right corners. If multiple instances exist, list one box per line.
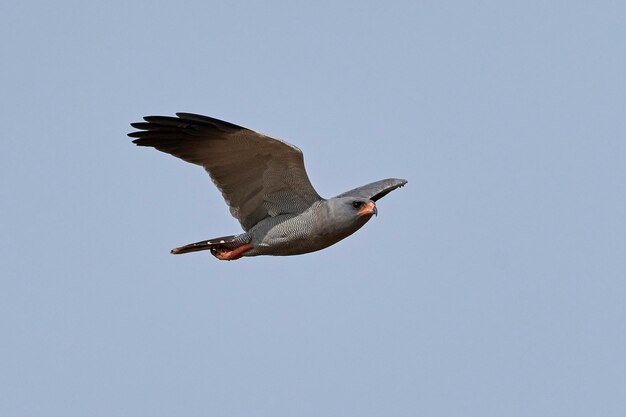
left=2, top=1, right=625, bottom=416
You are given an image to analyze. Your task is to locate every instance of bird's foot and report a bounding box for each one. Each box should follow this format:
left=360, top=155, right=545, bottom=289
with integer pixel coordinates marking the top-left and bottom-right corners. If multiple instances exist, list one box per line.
left=211, top=243, right=253, bottom=261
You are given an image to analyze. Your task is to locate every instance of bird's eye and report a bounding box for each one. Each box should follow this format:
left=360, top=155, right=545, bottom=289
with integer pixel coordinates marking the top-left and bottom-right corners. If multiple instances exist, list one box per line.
left=352, top=201, right=363, bottom=209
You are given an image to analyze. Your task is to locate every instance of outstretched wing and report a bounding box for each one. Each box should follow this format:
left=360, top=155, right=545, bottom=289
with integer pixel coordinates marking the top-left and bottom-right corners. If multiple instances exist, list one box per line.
left=129, top=113, right=322, bottom=231
left=334, top=178, right=407, bottom=201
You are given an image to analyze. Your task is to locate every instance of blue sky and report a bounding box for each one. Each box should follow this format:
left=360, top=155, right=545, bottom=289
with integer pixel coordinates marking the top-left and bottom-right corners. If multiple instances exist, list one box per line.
left=2, top=1, right=625, bottom=416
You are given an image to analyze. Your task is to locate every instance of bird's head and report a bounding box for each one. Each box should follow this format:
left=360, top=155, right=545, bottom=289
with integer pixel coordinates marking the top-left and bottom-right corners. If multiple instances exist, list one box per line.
left=349, top=199, right=378, bottom=218
left=329, top=196, right=377, bottom=219
left=318, top=197, right=378, bottom=239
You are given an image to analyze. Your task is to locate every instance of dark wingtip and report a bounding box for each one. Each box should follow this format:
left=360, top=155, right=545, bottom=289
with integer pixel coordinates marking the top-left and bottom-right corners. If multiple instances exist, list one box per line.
left=175, top=112, right=246, bottom=130
left=128, top=112, right=247, bottom=144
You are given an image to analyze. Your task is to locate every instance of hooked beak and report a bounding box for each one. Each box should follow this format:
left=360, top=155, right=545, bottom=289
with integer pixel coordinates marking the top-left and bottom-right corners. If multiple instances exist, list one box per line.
left=357, top=201, right=377, bottom=217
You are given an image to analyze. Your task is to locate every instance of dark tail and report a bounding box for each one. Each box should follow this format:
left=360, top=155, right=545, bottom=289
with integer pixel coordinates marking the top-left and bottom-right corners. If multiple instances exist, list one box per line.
left=171, top=235, right=241, bottom=255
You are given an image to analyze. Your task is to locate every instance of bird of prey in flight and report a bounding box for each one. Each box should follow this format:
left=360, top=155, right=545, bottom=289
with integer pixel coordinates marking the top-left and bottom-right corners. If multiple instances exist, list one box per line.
left=129, top=113, right=406, bottom=260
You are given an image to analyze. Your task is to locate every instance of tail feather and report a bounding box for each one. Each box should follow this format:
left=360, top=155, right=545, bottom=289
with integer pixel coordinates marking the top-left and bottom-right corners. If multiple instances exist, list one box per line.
left=171, top=235, right=239, bottom=255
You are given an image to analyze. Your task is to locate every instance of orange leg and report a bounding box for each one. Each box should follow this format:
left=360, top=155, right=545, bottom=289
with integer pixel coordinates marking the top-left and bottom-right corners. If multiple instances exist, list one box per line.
left=212, top=243, right=253, bottom=261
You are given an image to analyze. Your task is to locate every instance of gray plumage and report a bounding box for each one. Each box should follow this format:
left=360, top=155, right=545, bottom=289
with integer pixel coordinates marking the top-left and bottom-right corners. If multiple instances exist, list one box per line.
left=129, top=113, right=407, bottom=260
